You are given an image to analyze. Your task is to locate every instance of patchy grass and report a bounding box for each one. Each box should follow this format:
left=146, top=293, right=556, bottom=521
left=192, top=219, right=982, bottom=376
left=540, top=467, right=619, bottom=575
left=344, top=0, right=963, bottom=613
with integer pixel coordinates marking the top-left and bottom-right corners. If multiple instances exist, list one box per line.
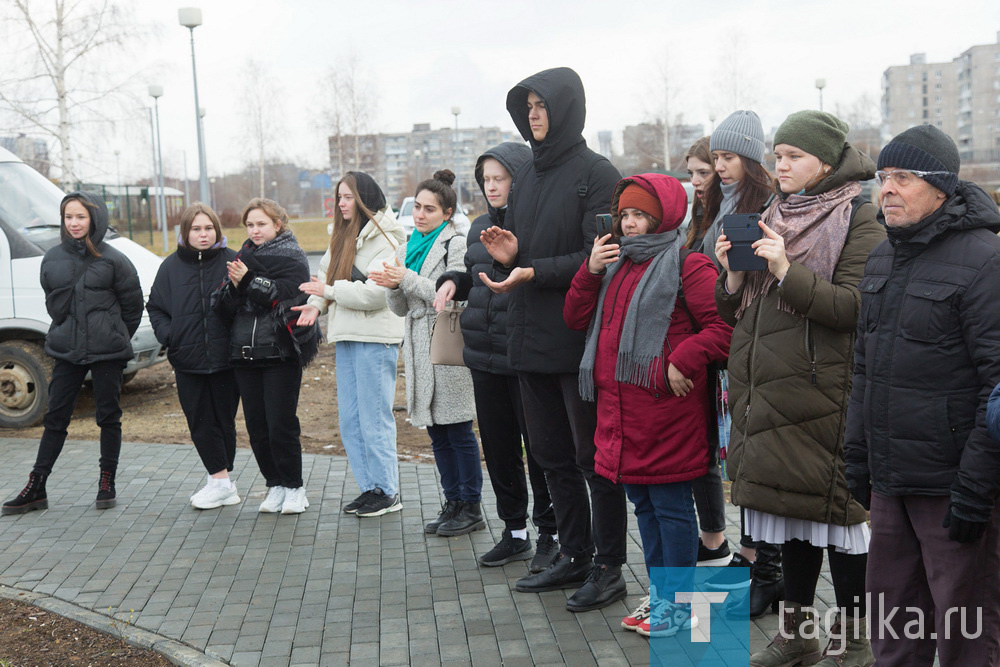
left=121, top=217, right=332, bottom=256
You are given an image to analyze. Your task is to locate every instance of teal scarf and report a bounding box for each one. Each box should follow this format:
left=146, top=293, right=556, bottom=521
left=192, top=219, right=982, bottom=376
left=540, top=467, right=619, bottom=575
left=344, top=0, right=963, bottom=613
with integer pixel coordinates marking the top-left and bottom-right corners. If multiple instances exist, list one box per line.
left=405, top=220, right=449, bottom=273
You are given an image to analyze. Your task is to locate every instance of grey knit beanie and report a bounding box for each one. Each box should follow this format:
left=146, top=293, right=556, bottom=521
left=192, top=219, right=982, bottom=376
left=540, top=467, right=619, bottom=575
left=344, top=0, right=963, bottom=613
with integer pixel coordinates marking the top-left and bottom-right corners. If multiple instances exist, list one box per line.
left=773, top=110, right=849, bottom=167
left=877, top=124, right=960, bottom=195
left=710, top=110, right=765, bottom=164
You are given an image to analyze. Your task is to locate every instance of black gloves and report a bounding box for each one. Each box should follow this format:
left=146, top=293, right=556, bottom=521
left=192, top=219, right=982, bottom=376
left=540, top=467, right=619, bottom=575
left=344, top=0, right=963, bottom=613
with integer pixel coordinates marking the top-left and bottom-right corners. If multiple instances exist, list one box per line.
left=845, top=467, right=871, bottom=511
left=943, top=504, right=988, bottom=543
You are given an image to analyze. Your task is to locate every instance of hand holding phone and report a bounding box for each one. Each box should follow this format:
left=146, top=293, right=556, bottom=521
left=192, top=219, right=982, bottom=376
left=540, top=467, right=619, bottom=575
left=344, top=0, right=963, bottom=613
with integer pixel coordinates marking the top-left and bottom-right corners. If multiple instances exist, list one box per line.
left=721, top=214, right=768, bottom=272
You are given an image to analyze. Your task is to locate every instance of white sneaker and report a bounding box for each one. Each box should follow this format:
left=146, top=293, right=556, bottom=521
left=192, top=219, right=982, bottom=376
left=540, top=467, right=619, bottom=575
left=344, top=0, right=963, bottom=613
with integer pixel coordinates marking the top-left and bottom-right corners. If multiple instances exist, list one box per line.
left=190, top=474, right=212, bottom=502
left=191, top=479, right=240, bottom=510
left=259, top=486, right=286, bottom=513
left=281, top=487, right=309, bottom=514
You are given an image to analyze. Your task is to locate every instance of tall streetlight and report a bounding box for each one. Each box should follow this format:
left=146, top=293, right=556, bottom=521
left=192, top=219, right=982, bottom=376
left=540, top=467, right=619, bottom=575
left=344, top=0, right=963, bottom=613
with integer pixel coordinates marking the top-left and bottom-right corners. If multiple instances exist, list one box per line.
left=113, top=149, right=121, bottom=226
left=149, top=85, right=168, bottom=254
left=179, top=8, right=211, bottom=208
left=815, top=78, right=827, bottom=112
left=451, top=106, right=461, bottom=213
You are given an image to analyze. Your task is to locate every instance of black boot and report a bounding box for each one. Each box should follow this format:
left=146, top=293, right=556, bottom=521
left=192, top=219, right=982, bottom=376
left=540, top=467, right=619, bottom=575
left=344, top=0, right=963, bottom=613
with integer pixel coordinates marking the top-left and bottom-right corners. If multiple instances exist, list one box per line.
left=437, top=501, right=486, bottom=536
left=2, top=472, right=48, bottom=515
left=424, top=500, right=460, bottom=534
left=515, top=552, right=592, bottom=593
left=96, top=469, right=116, bottom=510
left=726, top=541, right=783, bottom=619
left=566, top=564, right=628, bottom=612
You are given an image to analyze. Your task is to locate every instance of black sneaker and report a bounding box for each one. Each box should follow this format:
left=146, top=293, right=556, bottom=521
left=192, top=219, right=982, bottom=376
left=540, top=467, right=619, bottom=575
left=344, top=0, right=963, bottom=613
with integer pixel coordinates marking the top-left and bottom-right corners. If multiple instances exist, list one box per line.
left=529, top=533, right=559, bottom=573
left=96, top=469, right=116, bottom=510
left=478, top=529, right=533, bottom=567
left=515, top=552, right=592, bottom=593
left=355, top=488, right=402, bottom=517
left=566, top=564, right=627, bottom=612
left=697, top=538, right=732, bottom=567
left=704, top=553, right=753, bottom=590
left=343, top=490, right=374, bottom=514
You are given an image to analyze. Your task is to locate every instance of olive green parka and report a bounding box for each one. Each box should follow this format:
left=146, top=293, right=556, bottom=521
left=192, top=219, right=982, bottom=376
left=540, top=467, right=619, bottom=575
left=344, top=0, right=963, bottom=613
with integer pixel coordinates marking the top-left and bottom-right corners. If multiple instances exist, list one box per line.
left=716, top=144, right=885, bottom=527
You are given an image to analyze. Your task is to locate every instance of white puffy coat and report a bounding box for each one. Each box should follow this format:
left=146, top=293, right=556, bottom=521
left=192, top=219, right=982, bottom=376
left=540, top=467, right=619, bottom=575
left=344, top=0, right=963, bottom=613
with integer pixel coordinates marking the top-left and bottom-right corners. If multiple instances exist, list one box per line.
left=307, top=208, right=405, bottom=345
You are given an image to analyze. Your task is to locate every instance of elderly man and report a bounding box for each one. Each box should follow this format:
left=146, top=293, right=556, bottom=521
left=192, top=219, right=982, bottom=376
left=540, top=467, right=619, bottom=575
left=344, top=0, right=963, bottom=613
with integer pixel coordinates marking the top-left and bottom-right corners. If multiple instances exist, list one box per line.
left=844, top=125, right=1000, bottom=666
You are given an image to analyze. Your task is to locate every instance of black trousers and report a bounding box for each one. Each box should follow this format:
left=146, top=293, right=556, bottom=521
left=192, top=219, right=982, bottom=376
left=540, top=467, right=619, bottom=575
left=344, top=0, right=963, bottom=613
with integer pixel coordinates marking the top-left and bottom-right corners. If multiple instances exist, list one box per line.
left=175, top=370, right=240, bottom=476
left=518, top=371, right=627, bottom=565
left=471, top=368, right=555, bottom=533
left=34, top=359, right=124, bottom=475
left=234, top=362, right=303, bottom=488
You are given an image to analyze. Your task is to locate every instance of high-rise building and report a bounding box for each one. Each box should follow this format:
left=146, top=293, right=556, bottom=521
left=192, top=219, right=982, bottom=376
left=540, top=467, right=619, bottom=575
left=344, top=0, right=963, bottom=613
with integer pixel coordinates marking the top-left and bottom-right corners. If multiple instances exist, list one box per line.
left=0, top=134, right=50, bottom=177
left=328, top=124, right=522, bottom=208
left=882, top=31, right=1000, bottom=165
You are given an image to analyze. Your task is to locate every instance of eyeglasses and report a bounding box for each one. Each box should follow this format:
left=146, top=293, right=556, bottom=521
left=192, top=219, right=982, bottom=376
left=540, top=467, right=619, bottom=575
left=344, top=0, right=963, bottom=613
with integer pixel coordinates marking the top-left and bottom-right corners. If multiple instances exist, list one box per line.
left=874, top=169, right=951, bottom=187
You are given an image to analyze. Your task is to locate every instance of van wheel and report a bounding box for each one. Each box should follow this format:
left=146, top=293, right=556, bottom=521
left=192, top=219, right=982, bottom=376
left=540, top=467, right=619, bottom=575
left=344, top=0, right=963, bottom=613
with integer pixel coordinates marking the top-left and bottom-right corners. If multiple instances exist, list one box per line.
left=0, top=342, right=53, bottom=428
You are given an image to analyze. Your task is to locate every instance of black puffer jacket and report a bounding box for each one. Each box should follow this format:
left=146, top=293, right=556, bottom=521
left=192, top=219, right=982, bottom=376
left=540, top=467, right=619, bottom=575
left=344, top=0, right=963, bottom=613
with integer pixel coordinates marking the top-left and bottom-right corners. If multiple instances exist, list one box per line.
left=213, top=231, right=319, bottom=367
left=845, top=181, right=1000, bottom=522
left=41, top=191, right=143, bottom=364
left=147, top=242, right=236, bottom=373
left=437, top=142, right=532, bottom=375
left=503, top=67, right=621, bottom=374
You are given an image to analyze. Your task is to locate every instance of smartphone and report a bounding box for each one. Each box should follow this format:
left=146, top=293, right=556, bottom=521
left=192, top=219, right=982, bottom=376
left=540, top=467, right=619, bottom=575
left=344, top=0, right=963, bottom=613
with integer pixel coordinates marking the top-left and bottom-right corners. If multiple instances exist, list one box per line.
left=722, top=213, right=768, bottom=272
left=595, top=213, right=614, bottom=239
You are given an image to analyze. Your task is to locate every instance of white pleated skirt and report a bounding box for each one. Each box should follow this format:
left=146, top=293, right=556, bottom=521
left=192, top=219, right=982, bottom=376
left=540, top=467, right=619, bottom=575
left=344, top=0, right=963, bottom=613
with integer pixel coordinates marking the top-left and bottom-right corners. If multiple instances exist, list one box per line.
left=745, top=508, right=871, bottom=555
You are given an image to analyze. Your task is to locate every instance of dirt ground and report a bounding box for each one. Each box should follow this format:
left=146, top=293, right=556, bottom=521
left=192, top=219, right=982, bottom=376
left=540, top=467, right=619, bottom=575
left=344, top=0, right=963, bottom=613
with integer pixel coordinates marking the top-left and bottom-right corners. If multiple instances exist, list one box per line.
left=0, top=597, right=170, bottom=666
left=1, top=341, right=444, bottom=465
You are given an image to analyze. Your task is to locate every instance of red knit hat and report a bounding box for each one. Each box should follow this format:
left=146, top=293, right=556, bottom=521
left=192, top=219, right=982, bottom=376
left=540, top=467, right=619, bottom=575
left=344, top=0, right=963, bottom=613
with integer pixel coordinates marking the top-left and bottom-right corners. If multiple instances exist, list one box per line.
left=618, top=183, right=663, bottom=222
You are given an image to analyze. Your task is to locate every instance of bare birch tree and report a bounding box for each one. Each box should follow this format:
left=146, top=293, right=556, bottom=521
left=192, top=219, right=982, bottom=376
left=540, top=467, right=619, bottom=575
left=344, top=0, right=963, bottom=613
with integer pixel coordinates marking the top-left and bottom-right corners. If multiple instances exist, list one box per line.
left=316, top=53, right=377, bottom=177
left=239, top=59, right=284, bottom=197
left=0, top=0, right=138, bottom=185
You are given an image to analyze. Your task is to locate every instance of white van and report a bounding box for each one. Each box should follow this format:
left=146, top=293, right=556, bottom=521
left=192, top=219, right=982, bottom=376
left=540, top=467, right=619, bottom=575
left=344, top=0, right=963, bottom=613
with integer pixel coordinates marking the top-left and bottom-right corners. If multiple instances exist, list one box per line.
left=0, top=147, right=166, bottom=427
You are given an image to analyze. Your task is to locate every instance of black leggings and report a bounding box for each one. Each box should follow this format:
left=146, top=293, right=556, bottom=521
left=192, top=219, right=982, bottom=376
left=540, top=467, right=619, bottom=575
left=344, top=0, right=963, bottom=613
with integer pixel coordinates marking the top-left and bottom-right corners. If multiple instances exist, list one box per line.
left=782, top=539, right=868, bottom=615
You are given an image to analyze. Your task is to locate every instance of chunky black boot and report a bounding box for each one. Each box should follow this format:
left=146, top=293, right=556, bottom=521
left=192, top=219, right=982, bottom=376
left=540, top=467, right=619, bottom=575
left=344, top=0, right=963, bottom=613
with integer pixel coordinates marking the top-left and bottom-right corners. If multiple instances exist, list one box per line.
left=726, top=541, right=784, bottom=619
left=515, top=552, right=592, bottom=592
left=2, top=472, right=48, bottom=515
left=437, top=501, right=486, bottom=536
left=96, top=469, right=116, bottom=510
left=424, top=500, right=460, bottom=534
left=566, top=564, right=628, bottom=612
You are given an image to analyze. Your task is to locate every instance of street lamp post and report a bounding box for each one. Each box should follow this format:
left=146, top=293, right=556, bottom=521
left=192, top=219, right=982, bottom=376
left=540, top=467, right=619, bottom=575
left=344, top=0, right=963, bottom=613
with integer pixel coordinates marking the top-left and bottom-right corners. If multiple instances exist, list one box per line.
left=113, top=149, right=121, bottom=226
left=210, top=177, right=217, bottom=209
left=451, top=106, right=461, bottom=214
left=149, top=85, right=168, bottom=254
left=815, top=78, right=827, bottom=112
left=179, top=8, right=211, bottom=208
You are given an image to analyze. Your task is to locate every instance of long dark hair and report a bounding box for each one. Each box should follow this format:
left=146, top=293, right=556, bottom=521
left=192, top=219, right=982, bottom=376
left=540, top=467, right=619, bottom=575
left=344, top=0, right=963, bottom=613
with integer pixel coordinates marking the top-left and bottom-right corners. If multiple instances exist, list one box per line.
left=684, top=137, right=719, bottom=248
left=60, top=195, right=101, bottom=258
left=703, top=156, right=773, bottom=219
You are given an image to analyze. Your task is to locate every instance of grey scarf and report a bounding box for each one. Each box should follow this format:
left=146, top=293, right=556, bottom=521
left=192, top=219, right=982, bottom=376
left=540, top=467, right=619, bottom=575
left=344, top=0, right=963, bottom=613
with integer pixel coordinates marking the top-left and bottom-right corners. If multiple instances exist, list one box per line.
left=579, top=230, right=682, bottom=402
left=699, top=181, right=740, bottom=269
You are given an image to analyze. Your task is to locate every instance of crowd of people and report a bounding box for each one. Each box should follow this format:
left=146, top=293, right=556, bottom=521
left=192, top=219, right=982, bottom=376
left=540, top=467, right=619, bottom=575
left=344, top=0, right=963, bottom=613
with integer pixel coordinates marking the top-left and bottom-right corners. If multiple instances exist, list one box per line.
left=2, top=65, right=1000, bottom=666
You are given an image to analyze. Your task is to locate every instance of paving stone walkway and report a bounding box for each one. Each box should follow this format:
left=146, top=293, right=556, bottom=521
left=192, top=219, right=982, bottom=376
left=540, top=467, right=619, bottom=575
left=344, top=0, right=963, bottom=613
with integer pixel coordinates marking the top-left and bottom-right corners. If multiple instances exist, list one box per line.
left=0, top=438, right=838, bottom=666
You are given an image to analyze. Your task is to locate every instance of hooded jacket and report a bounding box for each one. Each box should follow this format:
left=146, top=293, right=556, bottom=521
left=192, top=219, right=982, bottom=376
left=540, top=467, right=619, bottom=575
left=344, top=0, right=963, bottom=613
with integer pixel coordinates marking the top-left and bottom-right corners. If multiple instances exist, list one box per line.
left=436, top=142, right=532, bottom=375
left=503, top=67, right=622, bottom=374
left=844, top=181, right=1000, bottom=522
left=716, top=144, right=884, bottom=526
left=41, top=191, right=143, bottom=364
left=307, top=174, right=405, bottom=345
left=563, top=175, right=733, bottom=484
left=147, top=240, right=237, bottom=374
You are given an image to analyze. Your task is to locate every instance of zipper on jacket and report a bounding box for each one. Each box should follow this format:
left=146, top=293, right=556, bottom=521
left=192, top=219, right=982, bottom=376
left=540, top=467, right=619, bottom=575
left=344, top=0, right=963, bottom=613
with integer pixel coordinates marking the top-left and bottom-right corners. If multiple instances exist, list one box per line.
left=805, top=319, right=817, bottom=385
left=251, top=315, right=259, bottom=348
left=734, top=297, right=765, bottom=485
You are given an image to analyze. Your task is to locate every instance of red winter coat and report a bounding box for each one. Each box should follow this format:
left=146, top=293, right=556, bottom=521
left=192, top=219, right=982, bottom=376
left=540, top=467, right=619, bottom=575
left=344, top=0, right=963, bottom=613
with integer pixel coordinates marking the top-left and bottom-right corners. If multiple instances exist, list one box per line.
left=563, top=175, right=733, bottom=485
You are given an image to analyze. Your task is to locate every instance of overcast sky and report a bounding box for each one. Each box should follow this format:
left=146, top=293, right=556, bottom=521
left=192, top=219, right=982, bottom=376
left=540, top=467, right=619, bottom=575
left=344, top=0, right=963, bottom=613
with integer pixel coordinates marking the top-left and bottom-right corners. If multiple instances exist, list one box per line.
left=6, top=0, right=1000, bottom=183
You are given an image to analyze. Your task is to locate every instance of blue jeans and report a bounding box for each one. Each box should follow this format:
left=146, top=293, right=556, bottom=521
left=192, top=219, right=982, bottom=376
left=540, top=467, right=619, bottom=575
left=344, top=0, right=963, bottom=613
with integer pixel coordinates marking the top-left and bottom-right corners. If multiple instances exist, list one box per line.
left=625, top=481, right=698, bottom=574
left=336, top=341, right=400, bottom=496
left=426, top=421, right=482, bottom=502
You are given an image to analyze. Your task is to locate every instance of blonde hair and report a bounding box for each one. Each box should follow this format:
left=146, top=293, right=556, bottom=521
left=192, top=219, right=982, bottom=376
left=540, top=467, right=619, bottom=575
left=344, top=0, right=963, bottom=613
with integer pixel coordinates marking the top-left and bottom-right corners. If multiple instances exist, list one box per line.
left=241, top=197, right=288, bottom=232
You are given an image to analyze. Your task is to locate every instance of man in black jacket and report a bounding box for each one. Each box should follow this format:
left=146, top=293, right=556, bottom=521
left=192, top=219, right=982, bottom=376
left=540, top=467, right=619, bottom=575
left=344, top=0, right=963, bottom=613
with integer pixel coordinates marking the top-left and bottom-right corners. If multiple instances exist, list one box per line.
left=481, top=67, right=626, bottom=612
left=844, top=125, right=1000, bottom=666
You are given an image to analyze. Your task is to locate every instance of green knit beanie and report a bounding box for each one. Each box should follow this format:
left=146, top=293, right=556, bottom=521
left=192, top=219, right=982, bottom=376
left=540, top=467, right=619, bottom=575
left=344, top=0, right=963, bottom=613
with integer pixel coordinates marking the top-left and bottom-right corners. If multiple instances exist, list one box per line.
left=773, top=110, right=849, bottom=167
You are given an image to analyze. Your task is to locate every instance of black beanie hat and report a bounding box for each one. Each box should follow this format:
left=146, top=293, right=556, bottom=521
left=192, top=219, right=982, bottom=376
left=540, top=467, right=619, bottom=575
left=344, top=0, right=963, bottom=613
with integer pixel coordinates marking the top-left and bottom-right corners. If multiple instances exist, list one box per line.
left=877, top=125, right=960, bottom=196
left=346, top=171, right=387, bottom=214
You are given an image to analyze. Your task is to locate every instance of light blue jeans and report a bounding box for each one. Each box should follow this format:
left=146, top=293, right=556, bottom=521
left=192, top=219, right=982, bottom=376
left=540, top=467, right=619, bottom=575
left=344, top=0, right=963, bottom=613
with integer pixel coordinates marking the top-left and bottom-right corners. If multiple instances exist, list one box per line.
left=336, top=341, right=400, bottom=496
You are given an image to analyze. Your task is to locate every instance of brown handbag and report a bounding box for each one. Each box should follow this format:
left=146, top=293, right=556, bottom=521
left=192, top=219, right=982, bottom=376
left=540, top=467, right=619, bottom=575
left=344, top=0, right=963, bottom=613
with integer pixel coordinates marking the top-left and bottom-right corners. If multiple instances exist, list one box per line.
left=429, top=304, right=466, bottom=366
